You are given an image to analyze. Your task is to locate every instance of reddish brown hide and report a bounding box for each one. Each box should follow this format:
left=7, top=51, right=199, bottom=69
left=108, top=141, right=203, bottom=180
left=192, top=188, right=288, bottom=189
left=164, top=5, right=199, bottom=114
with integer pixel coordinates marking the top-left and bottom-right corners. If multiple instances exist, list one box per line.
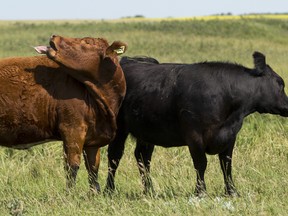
left=0, top=35, right=127, bottom=192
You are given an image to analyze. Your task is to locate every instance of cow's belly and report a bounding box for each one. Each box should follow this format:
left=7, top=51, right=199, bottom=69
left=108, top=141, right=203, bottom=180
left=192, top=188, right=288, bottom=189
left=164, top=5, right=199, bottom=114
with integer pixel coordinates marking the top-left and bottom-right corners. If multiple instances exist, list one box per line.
left=0, top=122, right=56, bottom=146
left=127, top=119, right=185, bottom=147
left=10, top=139, right=57, bottom=149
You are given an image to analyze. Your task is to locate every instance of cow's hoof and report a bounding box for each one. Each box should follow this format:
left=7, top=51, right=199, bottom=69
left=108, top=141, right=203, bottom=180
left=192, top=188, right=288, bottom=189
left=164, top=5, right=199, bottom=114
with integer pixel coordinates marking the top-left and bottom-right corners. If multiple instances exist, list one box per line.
left=103, top=186, right=115, bottom=196
left=143, top=187, right=155, bottom=197
left=225, top=189, right=240, bottom=197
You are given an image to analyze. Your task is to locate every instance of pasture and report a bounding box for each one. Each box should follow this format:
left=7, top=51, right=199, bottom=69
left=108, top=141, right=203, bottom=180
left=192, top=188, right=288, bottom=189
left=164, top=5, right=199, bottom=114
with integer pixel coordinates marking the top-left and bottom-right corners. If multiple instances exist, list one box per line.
left=0, top=15, right=288, bottom=215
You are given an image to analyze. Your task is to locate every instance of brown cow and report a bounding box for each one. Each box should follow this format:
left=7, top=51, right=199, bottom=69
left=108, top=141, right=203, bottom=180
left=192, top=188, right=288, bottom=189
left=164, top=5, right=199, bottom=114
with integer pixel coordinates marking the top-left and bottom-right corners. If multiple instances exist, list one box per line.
left=0, top=35, right=127, bottom=192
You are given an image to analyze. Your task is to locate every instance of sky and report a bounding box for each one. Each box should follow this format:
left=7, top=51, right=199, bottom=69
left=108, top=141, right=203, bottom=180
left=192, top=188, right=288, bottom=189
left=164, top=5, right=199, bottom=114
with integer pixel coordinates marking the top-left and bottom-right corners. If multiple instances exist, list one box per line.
left=0, top=0, right=287, bottom=20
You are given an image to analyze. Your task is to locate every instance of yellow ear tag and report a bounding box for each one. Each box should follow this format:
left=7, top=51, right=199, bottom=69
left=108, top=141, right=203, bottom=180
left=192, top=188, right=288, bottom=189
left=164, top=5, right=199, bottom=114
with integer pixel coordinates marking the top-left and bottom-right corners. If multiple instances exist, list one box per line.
left=114, top=46, right=126, bottom=55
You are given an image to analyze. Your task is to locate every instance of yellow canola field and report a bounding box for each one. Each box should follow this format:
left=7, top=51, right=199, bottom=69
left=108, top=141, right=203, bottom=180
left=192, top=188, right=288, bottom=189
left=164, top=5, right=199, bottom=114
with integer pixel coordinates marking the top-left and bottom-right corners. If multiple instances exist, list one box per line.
left=114, top=14, right=288, bottom=22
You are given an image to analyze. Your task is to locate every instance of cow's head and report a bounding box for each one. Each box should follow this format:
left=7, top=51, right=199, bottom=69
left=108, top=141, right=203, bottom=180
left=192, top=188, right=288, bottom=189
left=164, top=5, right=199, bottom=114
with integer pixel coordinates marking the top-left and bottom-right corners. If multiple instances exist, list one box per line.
left=252, top=51, right=288, bottom=117
left=34, top=35, right=127, bottom=80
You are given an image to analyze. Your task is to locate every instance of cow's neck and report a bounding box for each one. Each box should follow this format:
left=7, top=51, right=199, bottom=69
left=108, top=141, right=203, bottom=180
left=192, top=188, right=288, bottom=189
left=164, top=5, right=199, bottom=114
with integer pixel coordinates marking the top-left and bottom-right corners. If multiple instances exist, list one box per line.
left=61, top=59, right=125, bottom=135
left=83, top=79, right=118, bottom=131
left=226, top=78, right=259, bottom=117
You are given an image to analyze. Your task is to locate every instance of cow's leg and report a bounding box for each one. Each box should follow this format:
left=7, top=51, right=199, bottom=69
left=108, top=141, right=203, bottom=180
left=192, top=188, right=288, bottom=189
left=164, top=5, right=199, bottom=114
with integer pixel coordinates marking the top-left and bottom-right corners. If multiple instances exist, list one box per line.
left=181, top=112, right=207, bottom=196
left=217, top=134, right=238, bottom=197
left=63, top=144, right=81, bottom=189
left=188, top=142, right=207, bottom=197
left=61, top=124, right=86, bottom=189
left=134, top=139, right=155, bottom=195
left=83, top=146, right=101, bottom=193
left=218, top=146, right=239, bottom=197
left=104, top=130, right=128, bottom=193
left=216, top=114, right=244, bottom=196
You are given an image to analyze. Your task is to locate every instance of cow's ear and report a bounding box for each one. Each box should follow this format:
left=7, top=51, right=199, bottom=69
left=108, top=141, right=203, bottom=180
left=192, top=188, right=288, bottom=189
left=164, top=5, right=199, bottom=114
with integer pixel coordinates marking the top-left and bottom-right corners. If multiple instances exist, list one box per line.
left=253, top=51, right=266, bottom=75
left=106, top=41, right=127, bottom=56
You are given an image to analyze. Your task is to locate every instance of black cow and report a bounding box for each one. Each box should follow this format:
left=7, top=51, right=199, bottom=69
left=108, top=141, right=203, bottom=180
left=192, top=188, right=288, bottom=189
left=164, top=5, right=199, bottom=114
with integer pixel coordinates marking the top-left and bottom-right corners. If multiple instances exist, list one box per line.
left=105, top=52, right=288, bottom=196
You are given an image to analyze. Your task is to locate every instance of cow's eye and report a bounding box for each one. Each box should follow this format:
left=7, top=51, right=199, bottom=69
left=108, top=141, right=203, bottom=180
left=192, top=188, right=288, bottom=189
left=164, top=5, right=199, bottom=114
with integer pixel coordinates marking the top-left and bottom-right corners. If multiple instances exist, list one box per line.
left=277, top=79, right=284, bottom=87
left=276, top=79, right=285, bottom=92
left=80, top=39, right=90, bottom=45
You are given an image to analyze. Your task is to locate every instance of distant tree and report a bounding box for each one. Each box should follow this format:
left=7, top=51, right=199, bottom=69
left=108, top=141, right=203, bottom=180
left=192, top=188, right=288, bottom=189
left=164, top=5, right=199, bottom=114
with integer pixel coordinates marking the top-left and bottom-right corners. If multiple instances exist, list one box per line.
left=134, top=15, right=145, bottom=18
left=220, top=12, right=232, bottom=16
left=121, top=15, right=145, bottom=19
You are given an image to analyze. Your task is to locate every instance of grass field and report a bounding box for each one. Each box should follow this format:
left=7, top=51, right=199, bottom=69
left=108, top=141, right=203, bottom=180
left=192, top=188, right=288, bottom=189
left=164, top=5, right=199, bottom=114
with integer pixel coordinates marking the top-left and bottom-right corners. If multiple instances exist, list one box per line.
left=0, top=15, right=288, bottom=215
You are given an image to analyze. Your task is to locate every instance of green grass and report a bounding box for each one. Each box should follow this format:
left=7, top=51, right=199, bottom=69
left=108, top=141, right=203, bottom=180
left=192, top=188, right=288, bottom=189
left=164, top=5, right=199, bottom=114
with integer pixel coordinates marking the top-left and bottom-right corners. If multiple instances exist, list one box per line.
left=0, top=16, right=288, bottom=215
